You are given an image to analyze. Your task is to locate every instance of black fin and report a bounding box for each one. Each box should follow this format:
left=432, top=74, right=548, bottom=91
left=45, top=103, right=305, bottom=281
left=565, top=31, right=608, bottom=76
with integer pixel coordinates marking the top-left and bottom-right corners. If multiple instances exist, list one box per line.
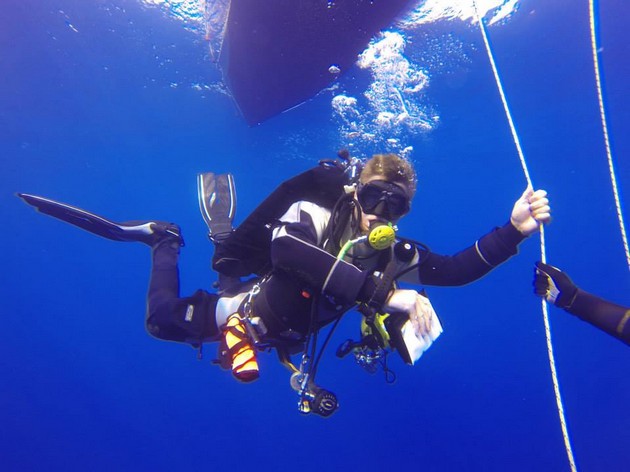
left=197, top=173, right=236, bottom=243
left=18, top=193, right=181, bottom=245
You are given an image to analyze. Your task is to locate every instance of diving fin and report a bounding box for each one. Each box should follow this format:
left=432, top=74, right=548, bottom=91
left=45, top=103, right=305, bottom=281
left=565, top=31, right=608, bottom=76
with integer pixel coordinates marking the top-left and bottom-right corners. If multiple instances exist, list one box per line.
left=197, top=172, right=236, bottom=243
left=18, top=193, right=182, bottom=246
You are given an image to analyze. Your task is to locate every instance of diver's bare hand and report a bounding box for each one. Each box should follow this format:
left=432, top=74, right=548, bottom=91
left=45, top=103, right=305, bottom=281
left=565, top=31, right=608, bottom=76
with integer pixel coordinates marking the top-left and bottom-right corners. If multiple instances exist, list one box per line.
left=511, top=187, right=551, bottom=236
left=384, top=289, right=432, bottom=337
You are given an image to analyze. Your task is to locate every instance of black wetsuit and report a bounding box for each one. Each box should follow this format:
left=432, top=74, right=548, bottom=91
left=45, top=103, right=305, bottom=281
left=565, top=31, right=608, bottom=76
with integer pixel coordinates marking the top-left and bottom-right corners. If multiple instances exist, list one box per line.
left=145, top=199, right=527, bottom=346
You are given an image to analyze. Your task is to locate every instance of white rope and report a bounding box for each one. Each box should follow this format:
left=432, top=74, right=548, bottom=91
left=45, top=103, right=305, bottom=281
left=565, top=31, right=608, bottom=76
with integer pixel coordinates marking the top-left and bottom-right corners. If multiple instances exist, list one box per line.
left=472, top=3, right=577, bottom=471
left=589, top=0, right=630, bottom=270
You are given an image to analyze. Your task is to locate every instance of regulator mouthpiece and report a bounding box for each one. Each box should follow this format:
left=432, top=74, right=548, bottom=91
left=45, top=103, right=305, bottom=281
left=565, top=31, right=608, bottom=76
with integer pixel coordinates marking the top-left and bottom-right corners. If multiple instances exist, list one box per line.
left=368, top=223, right=396, bottom=250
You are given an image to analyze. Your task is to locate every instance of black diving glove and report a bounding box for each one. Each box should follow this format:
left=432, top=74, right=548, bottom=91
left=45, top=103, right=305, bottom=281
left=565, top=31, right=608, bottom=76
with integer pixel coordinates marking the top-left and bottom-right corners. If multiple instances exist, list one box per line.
left=534, top=262, right=579, bottom=309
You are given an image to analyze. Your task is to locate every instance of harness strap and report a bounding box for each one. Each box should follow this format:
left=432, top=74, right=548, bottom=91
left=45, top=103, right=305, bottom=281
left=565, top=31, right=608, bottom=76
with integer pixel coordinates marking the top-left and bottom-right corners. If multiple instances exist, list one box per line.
left=276, top=346, right=300, bottom=373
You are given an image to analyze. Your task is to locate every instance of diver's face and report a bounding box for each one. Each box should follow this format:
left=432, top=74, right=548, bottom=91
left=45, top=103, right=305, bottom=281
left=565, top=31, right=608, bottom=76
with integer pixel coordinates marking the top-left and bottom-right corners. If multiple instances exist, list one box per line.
left=356, top=177, right=411, bottom=232
left=359, top=212, right=385, bottom=233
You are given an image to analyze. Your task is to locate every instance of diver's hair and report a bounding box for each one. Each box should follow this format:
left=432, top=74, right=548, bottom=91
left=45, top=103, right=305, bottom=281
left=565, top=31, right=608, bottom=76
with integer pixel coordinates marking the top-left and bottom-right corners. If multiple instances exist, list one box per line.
left=360, top=153, right=417, bottom=197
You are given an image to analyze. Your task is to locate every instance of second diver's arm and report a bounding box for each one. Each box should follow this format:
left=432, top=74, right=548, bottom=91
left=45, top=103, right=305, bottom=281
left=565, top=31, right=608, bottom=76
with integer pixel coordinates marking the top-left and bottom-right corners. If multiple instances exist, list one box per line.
left=567, top=290, right=630, bottom=346
left=534, top=262, right=630, bottom=346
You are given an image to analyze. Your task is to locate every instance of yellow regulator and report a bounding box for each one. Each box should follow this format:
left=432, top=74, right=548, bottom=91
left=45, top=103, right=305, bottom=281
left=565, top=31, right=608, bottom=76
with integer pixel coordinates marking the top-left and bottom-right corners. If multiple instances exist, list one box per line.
left=368, top=223, right=396, bottom=250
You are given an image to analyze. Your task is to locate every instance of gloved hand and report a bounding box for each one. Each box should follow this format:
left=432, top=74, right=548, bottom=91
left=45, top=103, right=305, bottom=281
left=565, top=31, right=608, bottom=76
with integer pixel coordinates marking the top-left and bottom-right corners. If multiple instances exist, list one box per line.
left=511, top=188, right=551, bottom=236
left=384, top=289, right=433, bottom=337
left=534, top=261, right=578, bottom=309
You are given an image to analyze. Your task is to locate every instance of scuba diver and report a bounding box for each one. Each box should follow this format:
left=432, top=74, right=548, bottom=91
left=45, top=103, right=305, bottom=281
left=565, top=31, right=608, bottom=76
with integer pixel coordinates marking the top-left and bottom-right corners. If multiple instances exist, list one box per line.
left=534, top=262, right=630, bottom=346
left=19, top=152, right=552, bottom=416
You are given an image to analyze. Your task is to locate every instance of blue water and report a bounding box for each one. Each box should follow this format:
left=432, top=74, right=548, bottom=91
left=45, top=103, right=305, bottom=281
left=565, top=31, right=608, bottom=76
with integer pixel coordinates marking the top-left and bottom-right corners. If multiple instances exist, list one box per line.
left=2, top=1, right=628, bottom=470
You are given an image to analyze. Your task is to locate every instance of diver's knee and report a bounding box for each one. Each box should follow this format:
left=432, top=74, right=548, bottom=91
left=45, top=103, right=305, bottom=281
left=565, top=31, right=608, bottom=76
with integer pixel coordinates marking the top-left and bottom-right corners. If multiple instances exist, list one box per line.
left=145, top=300, right=176, bottom=339
left=145, top=309, right=173, bottom=340
left=145, top=321, right=165, bottom=340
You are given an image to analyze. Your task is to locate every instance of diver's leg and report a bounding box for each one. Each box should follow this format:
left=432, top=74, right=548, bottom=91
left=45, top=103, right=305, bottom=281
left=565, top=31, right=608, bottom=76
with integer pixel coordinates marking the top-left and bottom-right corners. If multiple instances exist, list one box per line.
left=145, top=230, right=220, bottom=343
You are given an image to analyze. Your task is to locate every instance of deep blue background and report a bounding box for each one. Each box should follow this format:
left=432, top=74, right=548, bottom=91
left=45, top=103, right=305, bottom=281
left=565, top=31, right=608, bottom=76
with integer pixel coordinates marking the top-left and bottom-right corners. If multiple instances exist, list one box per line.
left=2, top=1, right=628, bottom=470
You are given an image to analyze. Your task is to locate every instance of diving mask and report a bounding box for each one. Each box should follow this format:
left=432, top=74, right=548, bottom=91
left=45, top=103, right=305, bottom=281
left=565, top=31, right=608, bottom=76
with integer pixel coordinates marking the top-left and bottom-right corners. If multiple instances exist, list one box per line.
left=357, top=180, right=410, bottom=221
